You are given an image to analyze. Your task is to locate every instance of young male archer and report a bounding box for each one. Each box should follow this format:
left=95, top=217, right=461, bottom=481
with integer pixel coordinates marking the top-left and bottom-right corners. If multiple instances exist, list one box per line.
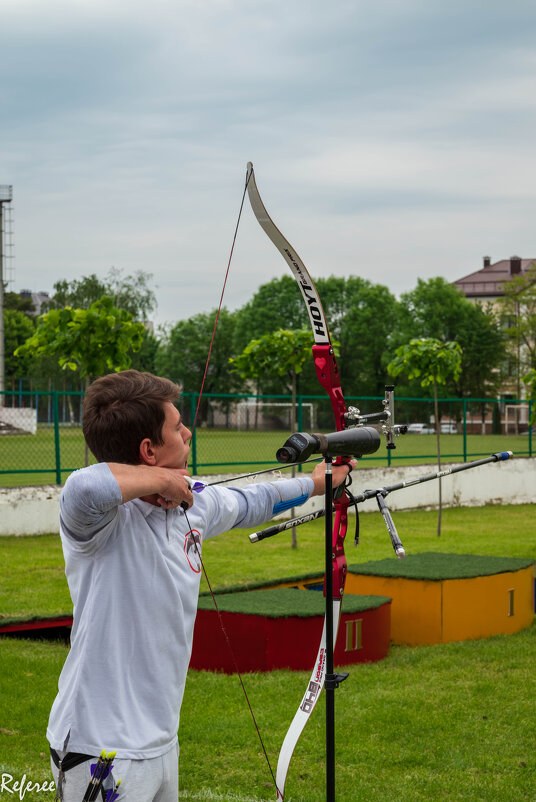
left=47, top=369, right=354, bottom=801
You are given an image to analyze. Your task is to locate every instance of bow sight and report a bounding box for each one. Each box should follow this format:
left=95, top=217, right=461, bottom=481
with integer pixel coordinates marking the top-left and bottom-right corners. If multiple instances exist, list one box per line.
left=276, top=387, right=406, bottom=463
left=276, top=427, right=381, bottom=462
left=344, top=385, right=408, bottom=450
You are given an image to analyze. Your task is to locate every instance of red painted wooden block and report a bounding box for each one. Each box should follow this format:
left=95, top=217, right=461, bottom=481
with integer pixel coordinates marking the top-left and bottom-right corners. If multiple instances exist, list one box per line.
left=190, top=589, right=391, bottom=673
left=0, top=615, right=73, bottom=634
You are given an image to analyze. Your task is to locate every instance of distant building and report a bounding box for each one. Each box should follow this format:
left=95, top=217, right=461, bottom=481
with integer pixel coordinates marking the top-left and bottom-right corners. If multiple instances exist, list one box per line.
left=19, top=290, right=50, bottom=316
left=454, top=257, right=536, bottom=424
left=453, top=256, right=535, bottom=304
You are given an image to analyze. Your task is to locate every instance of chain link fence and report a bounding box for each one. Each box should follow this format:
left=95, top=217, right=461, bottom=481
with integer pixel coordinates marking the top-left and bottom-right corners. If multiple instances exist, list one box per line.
left=0, top=390, right=533, bottom=487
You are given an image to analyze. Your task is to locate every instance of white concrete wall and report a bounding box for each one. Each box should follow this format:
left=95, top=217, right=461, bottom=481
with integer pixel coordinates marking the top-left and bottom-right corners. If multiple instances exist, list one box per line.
left=1, top=457, right=534, bottom=536
left=0, top=485, right=62, bottom=535
left=0, top=407, right=37, bottom=434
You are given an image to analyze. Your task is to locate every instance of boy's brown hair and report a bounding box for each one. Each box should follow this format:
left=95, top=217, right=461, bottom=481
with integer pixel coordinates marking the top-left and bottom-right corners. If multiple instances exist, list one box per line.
left=82, top=370, right=181, bottom=464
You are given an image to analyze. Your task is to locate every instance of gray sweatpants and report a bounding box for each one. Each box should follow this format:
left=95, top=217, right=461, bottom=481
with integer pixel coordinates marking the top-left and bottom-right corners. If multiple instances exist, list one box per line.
left=50, top=743, right=179, bottom=802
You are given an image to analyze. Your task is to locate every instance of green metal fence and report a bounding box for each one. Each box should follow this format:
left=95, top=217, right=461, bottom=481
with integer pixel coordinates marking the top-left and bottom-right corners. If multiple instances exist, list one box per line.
left=0, top=390, right=533, bottom=487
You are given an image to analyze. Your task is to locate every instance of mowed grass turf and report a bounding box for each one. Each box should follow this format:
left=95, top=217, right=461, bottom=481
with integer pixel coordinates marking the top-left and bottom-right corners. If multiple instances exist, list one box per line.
left=0, top=503, right=535, bottom=800
left=0, top=426, right=531, bottom=486
left=1, top=503, right=536, bottom=621
left=1, top=625, right=535, bottom=800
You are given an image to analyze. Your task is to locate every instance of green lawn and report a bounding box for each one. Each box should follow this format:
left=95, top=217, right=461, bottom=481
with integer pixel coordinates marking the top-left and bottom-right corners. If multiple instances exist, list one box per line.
left=0, top=426, right=532, bottom=487
left=2, top=624, right=535, bottom=801
left=1, top=504, right=535, bottom=622
left=0, top=504, right=535, bottom=800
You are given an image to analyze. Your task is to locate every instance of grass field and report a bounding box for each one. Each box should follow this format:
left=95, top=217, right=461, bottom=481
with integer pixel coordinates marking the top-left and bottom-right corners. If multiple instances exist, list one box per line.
left=1, top=504, right=535, bottom=621
left=0, top=503, right=535, bottom=800
left=0, top=426, right=532, bottom=487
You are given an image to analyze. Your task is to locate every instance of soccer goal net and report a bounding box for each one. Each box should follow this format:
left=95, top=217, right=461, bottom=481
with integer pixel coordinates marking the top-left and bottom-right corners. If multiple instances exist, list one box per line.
left=236, top=401, right=315, bottom=431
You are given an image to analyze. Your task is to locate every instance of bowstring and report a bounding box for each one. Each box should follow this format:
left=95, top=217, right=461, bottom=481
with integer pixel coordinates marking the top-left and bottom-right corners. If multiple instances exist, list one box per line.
left=190, top=165, right=253, bottom=435
left=183, top=506, right=277, bottom=789
left=186, top=163, right=277, bottom=790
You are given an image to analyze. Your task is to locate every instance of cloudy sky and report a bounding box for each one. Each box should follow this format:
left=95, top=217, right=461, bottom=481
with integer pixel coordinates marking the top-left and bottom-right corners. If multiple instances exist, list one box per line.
left=2, top=0, right=536, bottom=329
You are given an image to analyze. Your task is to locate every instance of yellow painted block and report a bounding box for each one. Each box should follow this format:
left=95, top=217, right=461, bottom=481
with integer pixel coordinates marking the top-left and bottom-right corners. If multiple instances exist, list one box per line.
left=442, top=567, right=534, bottom=642
left=347, top=565, right=534, bottom=646
left=345, top=574, right=441, bottom=645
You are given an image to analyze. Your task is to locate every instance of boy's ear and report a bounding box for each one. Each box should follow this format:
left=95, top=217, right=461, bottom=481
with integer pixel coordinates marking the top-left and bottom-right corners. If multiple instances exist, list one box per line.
left=139, top=438, right=157, bottom=466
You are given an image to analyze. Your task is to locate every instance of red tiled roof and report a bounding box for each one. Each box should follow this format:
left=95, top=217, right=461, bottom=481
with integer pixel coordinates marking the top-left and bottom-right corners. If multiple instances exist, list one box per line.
left=454, top=258, right=535, bottom=297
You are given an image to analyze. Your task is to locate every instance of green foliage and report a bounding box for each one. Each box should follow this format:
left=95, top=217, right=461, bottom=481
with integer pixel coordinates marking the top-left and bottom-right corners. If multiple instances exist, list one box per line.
left=231, top=276, right=399, bottom=397
left=497, top=262, right=536, bottom=374
left=451, top=301, right=506, bottom=398
left=232, top=276, right=308, bottom=352
left=3, top=310, right=35, bottom=379
left=337, top=278, right=399, bottom=395
left=388, top=338, right=462, bottom=388
left=48, top=268, right=157, bottom=322
left=4, top=291, right=36, bottom=314
left=388, top=338, right=464, bottom=534
left=129, top=328, right=160, bottom=374
left=523, top=368, right=536, bottom=424
left=395, top=278, right=506, bottom=398
left=14, top=296, right=144, bottom=382
left=156, top=308, right=240, bottom=392
left=230, top=329, right=315, bottom=392
left=397, top=278, right=467, bottom=342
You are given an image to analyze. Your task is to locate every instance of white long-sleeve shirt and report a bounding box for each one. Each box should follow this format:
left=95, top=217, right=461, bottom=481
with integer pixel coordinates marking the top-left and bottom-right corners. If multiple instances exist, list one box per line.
left=47, top=463, right=313, bottom=758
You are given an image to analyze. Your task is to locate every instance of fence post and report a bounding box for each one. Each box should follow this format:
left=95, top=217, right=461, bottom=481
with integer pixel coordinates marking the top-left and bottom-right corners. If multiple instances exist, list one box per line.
left=462, top=398, right=467, bottom=462
left=297, top=396, right=303, bottom=473
left=52, top=391, right=62, bottom=485
left=190, top=393, right=198, bottom=475
left=529, top=400, right=533, bottom=458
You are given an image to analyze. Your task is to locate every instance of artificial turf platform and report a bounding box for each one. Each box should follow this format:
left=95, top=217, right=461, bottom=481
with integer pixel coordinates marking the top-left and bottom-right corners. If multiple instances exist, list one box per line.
left=192, top=588, right=392, bottom=672
left=345, top=552, right=535, bottom=646
left=347, top=552, right=534, bottom=580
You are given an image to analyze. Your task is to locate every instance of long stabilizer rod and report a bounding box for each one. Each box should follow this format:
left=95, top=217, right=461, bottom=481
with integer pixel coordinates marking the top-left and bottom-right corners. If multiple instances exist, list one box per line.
left=249, top=451, right=513, bottom=543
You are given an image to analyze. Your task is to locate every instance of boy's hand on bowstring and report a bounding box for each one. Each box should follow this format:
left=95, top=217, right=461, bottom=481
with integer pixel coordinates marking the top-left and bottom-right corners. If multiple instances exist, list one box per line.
left=157, top=469, right=194, bottom=510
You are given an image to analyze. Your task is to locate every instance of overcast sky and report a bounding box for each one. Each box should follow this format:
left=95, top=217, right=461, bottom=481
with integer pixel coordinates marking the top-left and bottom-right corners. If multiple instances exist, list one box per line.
left=2, top=0, right=536, bottom=329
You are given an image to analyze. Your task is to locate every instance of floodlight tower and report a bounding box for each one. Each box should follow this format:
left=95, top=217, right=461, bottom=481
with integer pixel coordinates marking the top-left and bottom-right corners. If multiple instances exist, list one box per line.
left=0, top=185, right=13, bottom=399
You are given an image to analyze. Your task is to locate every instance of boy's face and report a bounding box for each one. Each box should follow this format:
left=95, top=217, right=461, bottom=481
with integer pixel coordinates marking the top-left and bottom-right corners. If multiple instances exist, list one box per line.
left=152, top=401, right=191, bottom=470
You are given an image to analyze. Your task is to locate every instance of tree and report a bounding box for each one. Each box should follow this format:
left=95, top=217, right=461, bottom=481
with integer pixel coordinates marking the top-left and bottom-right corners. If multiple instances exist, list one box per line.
left=451, top=302, right=506, bottom=430
left=230, top=329, right=314, bottom=430
left=233, top=276, right=309, bottom=353
left=4, top=291, right=36, bottom=315
left=15, top=296, right=145, bottom=464
left=15, top=295, right=144, bottom=382
left=129, top=328, right=160, bottom=375
left=233, top=275, right=401, bottom=400
left=388, top=338, right=462, bottom=536
left=47, top=268, right=157, bottom=322
left=155, top=308, right=241, bottom=425
left=497, top=263, right=536, bottom=403
left=230, top=328, right=315, bottom=549
left=4, top=310, right=36, bottom=382
left=337, top=279, right=400, bottom=397
left=396, top=277, right=506, bottom=424
left=523, top=368, right=536, bottom=426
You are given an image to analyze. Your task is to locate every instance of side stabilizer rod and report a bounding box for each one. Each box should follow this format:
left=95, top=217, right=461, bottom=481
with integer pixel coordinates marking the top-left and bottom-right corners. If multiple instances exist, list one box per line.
left=248, top=451, right=513, bottom=545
